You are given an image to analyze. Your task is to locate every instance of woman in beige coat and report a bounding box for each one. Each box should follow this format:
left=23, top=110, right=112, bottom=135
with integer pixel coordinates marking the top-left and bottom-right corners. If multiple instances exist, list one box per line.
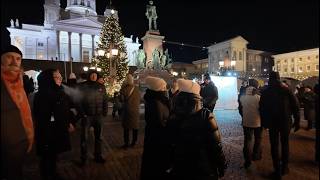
left=120, top=74, right=141, bottom=148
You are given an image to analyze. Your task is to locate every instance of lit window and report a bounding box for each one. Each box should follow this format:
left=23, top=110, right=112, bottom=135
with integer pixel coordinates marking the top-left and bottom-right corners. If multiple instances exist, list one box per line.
left=299, top=66, right=303, bottom=73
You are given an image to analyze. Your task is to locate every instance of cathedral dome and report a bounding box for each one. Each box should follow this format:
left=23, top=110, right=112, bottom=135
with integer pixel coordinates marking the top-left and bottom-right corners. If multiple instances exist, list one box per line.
left=65, top=0, right=97, bottom=16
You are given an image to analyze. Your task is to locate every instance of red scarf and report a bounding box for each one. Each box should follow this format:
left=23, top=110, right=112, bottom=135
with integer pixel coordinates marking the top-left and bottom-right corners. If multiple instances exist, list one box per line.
left=1, top=67, right=34, bottom=152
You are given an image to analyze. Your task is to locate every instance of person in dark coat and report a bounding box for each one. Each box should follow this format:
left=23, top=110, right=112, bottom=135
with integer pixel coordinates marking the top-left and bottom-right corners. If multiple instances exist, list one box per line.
left=33, top=69, right=76, bottom=180
left=119, top=74, right=140, bottom=148
left=259, top=71, right=300, bottom=179
left=169, top=79, right=227, bottom=180
left=200, top=73, right=218, bottom=112
left=302, top=86, right=316, bottom=130
left=140, top=76, right=171, bottom=180
left=168, top=78, right=180, bottom=113
left=78, top=70, right=108, bottom=165
left=23, top=74, right=35, bottom=95
left=314, top=83, right=319, bottom=163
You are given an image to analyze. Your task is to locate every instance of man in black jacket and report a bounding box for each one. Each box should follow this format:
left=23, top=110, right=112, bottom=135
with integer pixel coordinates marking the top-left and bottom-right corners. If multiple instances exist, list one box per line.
left=200, top=73, right=218, bottom=112
left=259, top=71, right=300, bottom=179
left=79, top=70, right=107, bottom=165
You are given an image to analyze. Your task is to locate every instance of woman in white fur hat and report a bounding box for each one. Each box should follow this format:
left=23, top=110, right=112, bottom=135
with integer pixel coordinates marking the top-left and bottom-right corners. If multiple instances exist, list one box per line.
left=169, top=79, right=227, bottom=180
left=140, top=76, right=171, bottom=180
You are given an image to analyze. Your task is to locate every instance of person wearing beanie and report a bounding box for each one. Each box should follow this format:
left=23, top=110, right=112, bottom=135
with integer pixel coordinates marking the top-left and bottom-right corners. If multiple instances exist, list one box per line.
left=1, top=45, right=34, bottom=179
left=259, top=71, right=300, bottom=178
left=119, top=74, right=140, bottom=148
left=78, top=70, right=108, bottom=165
left=168, top=78, right=227, bottom=180
left=200, top=73, right=219, bottom=111
left=140, top=76, right=171, bottom=180
left=67, top=72, right=77, bottom=87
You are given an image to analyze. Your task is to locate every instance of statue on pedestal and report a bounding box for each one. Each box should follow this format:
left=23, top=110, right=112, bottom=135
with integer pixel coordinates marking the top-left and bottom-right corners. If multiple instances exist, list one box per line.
left=145, top=1, right=157, bottom=31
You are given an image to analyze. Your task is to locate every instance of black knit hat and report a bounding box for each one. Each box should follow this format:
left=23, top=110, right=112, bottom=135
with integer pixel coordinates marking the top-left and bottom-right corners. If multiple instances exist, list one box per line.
left=204, top=73, right=211, bottom=80
left=1, top=45, right=22, bottom=57
left=269, top=71, right=280, bottom=81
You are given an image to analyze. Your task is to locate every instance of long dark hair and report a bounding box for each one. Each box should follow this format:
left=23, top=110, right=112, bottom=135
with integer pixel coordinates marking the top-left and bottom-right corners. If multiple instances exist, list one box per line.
left=37, top=68, right=59, bottom=91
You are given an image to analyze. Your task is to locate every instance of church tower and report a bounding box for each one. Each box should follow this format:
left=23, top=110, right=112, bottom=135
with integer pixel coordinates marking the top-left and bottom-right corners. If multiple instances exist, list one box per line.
left=44, top=0, right=60, bottom=29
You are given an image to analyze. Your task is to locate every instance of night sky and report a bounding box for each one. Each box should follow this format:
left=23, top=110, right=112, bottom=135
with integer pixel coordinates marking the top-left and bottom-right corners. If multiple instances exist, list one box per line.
left=1, top=0, right=319, bottom=63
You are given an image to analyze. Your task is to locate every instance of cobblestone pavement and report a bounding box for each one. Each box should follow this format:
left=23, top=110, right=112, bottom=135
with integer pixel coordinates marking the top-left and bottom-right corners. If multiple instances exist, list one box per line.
left=23, top=107, right=319, bottom=180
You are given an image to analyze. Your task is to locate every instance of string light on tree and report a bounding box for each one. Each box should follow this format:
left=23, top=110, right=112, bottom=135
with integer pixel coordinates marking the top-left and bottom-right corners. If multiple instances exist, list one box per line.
left=91, top=10, right=129, bottom=97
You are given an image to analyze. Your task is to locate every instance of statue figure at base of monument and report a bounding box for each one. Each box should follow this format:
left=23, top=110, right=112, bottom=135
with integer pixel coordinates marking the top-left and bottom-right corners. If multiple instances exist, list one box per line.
left=146, top=1, right=158, bottom=31
left=152, top=49, right=161, bottom=70
left=136, top=49, right=146, bottom=69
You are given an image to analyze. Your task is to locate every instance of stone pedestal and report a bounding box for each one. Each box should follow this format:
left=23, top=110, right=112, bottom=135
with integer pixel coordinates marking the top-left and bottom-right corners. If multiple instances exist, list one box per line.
left=133, top=68, right=173, bottom=91
left=141, top=31, right=165, bottom=68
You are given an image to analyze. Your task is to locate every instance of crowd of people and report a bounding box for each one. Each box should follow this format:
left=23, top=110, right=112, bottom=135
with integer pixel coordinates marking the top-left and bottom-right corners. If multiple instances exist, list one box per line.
left=1, top=45, right=318, bottom=180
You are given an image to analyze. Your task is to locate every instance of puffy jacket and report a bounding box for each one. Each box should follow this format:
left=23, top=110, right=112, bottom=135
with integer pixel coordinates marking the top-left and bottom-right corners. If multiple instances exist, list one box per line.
left=170, top=92, right=227, bottom=178
left=239, top=86, right=261, bottom=128
left=79, top=81, right=107, bottom=116
left=200, top=81, right=218, bottom=108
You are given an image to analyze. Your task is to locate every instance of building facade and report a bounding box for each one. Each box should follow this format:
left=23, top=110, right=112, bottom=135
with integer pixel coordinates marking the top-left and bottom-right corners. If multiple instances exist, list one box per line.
left=194, top=36, right=273, bottom=77
left=7, top=0, right=141, bottom=65
left=273, top=48, right=319, bottom=80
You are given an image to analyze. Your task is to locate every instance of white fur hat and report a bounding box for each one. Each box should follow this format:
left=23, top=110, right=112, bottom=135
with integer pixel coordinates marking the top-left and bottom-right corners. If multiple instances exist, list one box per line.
left=145, top=76, right=167, bottom=91
left=177, top=78, right=200, bottom=95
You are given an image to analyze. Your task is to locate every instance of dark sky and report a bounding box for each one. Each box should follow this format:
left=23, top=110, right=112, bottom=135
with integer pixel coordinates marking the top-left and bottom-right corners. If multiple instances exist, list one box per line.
left=1, top=0, right=319, bottom=63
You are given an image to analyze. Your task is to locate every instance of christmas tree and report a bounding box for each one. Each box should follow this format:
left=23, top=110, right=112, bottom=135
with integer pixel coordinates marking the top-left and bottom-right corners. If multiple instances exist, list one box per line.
left=91, top=13, right=129, bottom=97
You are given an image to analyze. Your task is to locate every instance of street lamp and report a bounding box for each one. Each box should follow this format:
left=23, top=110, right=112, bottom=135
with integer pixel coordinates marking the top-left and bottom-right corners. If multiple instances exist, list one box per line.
left=83, top=66, right=89, bottom=72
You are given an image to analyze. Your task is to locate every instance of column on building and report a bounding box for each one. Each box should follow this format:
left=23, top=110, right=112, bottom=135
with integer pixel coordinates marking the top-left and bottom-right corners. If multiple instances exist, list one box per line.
left=68, top=32, right=72, bottom=61
left=79, top=33, right=83, bottom=62
left=56, top=31, right=60, bottom=60
left=91, top=34, right=95, bottom=57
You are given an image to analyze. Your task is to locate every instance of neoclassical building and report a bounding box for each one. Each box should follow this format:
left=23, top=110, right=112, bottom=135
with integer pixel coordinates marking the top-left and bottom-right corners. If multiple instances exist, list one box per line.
left=7, top=0, right=141, bottom=65
left=193, top=36, right=273, bottom=76
left=273, top=48, right=319, bottom=80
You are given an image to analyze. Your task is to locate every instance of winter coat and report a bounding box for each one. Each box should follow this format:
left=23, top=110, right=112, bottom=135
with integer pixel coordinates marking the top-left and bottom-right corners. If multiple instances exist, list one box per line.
left=33, top=85, right=75, bottom=155
left=140, top=89, right=171, bottom=180
left=119, top=84, right=140, bottom=129
left=79, top=81, right=107, bottom=117
left=1, top=80, right=28, bottom=153
left=239, top=86, right=261, bottom=128
left=259, top=82, right=300, bottom=131
left=169, top=92, right=227, bottom=178
left=200, top=81, right=218, bottom=108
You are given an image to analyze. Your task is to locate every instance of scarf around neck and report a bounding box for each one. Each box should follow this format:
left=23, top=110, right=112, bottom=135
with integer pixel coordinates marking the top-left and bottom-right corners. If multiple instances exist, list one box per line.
left=1, top=67, right=34, bottom=151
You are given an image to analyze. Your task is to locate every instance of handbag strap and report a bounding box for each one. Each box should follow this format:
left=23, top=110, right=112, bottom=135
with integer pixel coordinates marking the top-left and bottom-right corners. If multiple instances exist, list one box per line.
left=126, top=86, right=135, bottom=100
